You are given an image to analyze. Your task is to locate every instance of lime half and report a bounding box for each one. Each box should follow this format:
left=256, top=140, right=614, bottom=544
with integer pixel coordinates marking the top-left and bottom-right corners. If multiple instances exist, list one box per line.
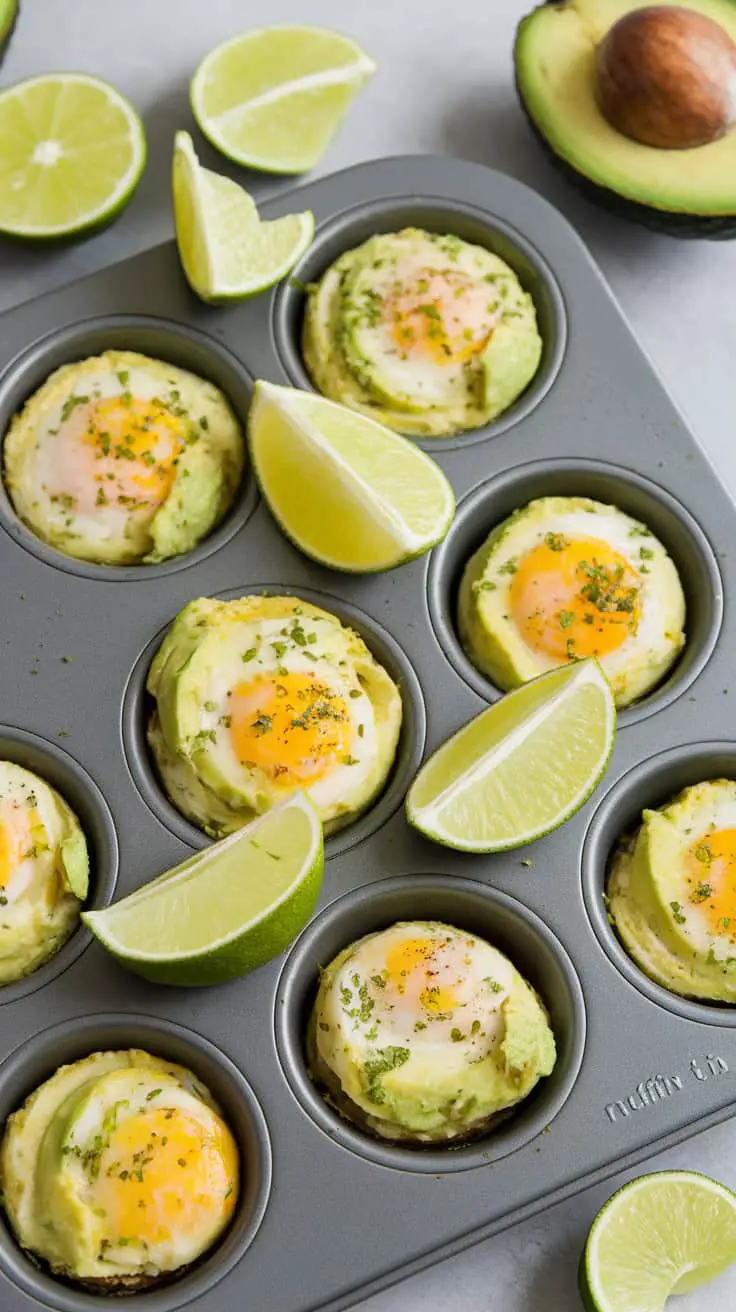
left=581, top=1171, right=736, bottom=1311
left=191, top=25, right=376, bottom=173
left=407, top=659, right=615, bottom=852
left=173, top=130, right=313, bottom=302
left=248, top=381, right=455, bottom=572
left=83, top=793, right=324, bottom=985
left=0, top=73, right=146, bottom=240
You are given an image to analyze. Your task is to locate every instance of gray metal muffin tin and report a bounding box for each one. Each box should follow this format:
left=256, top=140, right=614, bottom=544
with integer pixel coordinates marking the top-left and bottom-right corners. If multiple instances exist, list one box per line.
left=0, top=154, right=733, bottom=1312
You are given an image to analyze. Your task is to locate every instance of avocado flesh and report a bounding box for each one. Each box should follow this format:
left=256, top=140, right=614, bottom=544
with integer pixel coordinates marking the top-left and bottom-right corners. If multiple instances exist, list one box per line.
left=515, top=0, right=736, bottom=223
left=608, top=781, right=736, bottom=1001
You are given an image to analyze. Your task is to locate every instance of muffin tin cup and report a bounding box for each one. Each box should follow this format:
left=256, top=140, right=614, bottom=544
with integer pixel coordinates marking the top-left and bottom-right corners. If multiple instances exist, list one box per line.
left=0, top=314, right=259, bottom=581
left=273, top=196, right=568, bottom=453
left=427, top=457, right=723, bottom=726
left=0, top=1014, right=271, bottom=1312
left=583, top=741, right=736, bottom=1027
left=0, top=727, right=118, bottom=1006
left=121, top=582, right=427, bottom=857
left=274, top=874, right=586, bottom=1174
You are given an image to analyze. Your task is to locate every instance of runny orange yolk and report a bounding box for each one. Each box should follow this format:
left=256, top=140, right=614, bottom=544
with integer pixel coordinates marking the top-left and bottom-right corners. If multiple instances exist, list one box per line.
left=687, top=829, right=736, bottom=939
left=95, top=1107, right=238, bottom=1246
left=384, top=936, right=458, bottom=1012
left=509, top=536, right=641, bottom=661
left=0, top=801, right=34, bottom=892
left=228, top=673, right=350, bottom=786
left=386, top=269, right=498, bottom=365
left=82, top=396, right=183, bottom=507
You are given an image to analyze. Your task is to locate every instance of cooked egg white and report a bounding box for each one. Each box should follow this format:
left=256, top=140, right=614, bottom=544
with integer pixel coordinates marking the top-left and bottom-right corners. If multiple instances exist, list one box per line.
left=0, top=1050, right=238, bottom=1288
left=3, top=351, right=244, bottom=565
left=0, top=762, right=88, bottom=984
left=458, top=495, right=686, bottom=708
left=609, top=779, right=736, bottom=1001
left=146, top=595, right=402, bottom=837
left=310, top=921, right=556, bottom=1143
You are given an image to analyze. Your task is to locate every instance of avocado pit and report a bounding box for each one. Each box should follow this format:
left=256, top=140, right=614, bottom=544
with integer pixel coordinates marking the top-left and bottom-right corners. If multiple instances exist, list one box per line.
left=594, top=4, right=736, bottom=149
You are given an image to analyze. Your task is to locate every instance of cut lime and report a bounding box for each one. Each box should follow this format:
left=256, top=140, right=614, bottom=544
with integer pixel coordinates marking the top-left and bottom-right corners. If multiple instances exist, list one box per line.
left=172, top=130, right=313, bottom=302
left=580, top=1171, right=736, bottom=1311
left=0, top=0, right=18, bottom=61
left=190, top=25, right=376, bottom=174
left=82, top=793, right=323, bottom=985
left=248, top=381, right=455, bottom=572
left=407, top=659, right=615, bottom=852
left=0, top=73, right=146, bottom=240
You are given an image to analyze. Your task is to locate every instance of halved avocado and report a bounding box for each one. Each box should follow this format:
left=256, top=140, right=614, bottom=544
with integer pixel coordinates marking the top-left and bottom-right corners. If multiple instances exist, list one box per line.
left=0, top=0, right=17, bottom=62
left=514, top=0, right=736, bottom=238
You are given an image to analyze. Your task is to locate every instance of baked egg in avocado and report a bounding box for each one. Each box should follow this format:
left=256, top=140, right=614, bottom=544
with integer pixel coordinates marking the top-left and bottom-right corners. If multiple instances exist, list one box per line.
left=0, top=1049, right=238, bottom=1289
left=3, top=350, right=244, bottom=566
left=309, top=921, right=556, bottom=1143
left=147, top=595, right=402, bottom=838
left=303, top=228, right=542, bottom=438
left=609, top=779, right=736, bottom=1001
left=0, top=761, right=88, bottom=984
left=458, top=495, right=686, bottom=708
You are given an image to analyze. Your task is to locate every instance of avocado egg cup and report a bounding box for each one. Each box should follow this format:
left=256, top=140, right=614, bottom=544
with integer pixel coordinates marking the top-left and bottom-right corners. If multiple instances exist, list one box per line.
left=458, top=495, right=686, bottom=708
left=0, top=761, right=88, bottom=984
left=608, top=779, right=736, bottom=1003
left=309, top=920, right=556, bottom=1144
left=303, top=227, right=543, bottom=438
left=0, top=1049, right=239, bottom=1290
left=3, top=350, right=244, bottom=566
left=146, top=594, right=403, bottom=838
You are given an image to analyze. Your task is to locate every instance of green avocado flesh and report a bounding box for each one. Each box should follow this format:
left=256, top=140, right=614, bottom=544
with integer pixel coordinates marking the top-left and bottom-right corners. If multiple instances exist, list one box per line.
left=608, top=780, right=736, bottom=1001
left=515, top=0, right=736, bottom=217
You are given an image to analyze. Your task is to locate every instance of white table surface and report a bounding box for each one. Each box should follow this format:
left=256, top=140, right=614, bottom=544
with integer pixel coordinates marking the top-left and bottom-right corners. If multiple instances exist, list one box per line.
left=2, top=2, right=736, bottom=1308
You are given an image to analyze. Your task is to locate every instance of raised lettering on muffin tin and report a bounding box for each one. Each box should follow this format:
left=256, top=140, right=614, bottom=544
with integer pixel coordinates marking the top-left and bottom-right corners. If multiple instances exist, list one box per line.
left=0, top=155, right=734, bottom=1312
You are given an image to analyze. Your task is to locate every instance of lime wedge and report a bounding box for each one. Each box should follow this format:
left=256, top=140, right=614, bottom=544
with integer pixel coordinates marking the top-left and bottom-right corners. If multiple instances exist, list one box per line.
left=190, top=25, right=376, bottom=173
left=248, top=381, right=455, bottom=572
left=0, top=0, right=18, bottom=60
left=407, top=659, right=615, bottom=852
left=82, top=793, right=323, bottom=985
left=0, top=73, right=146, bottom=240
left=172, top=131, right=313, bottom=302
left=581, top=1171, right=736, bottom=1311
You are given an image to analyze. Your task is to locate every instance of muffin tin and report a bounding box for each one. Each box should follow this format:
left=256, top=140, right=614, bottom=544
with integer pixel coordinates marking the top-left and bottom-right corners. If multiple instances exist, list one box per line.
left=0, top=154, right=733, bottom=1311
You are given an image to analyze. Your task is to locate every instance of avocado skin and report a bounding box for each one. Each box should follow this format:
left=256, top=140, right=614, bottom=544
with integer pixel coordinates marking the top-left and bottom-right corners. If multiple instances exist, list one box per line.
left=515, top=0, right=736, bottom=241
left=0, top=1, right=18, bottom=65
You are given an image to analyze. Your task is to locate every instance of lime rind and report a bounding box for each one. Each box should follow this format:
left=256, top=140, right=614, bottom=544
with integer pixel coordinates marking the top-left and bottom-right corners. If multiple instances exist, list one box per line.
left=581, top=1170, right=736, bottom=1312
left=0, top=72, right=146, bottom=240
left=406, top=659, right=616, bottom=853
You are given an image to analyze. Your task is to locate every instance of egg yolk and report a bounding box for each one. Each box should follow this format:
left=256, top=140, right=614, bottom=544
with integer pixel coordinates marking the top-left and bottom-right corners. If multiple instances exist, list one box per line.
left=509, top=536, right=641, bottom=661
left=386, top=269, right=498, bottom=365
left=50, top=394, right=185, bottom=516
left=384, top=936, right=459, bottom=1012
left=228, top=673, right=351, bottom=785
left=0, top=800, right=35, bottom=898
left=687, top=828, right=736, bottom=940
left=94, top=1106, right=238, bottom=1247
